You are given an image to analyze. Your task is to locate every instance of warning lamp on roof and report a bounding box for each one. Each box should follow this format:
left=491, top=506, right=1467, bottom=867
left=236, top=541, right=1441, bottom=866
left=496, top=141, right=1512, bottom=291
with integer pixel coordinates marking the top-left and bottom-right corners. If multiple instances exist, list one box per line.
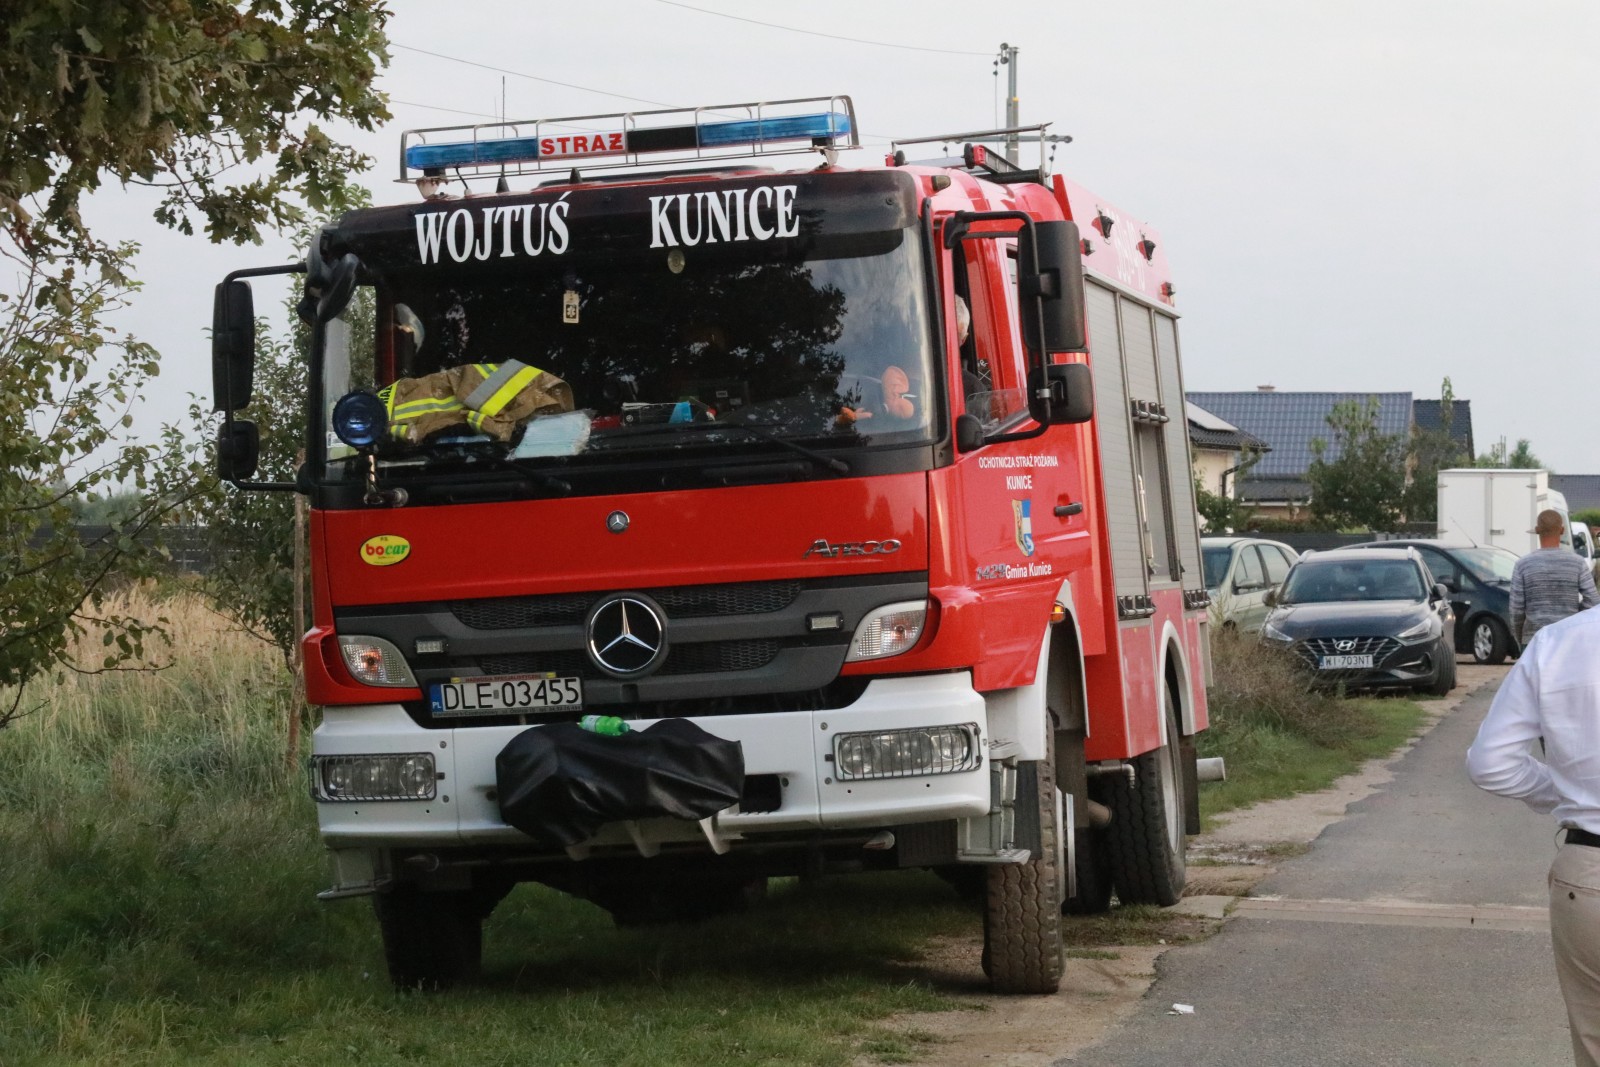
left=1093, top=211, right=1114, bottom=238
left=1137, top=237, right=1157, bottom=261
left=398, top=96, right=859, bottom=183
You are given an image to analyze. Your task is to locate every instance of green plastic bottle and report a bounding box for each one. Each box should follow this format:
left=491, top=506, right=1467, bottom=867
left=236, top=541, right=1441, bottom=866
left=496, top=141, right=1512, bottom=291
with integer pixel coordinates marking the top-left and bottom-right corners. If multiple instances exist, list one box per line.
left=579, top=714, right=631, bottom=736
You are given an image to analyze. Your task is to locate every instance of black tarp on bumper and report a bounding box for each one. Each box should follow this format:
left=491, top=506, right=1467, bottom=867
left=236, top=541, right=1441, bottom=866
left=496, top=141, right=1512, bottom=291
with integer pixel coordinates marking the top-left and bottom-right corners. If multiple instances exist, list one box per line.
left=495, top=719, right=745, bottom=849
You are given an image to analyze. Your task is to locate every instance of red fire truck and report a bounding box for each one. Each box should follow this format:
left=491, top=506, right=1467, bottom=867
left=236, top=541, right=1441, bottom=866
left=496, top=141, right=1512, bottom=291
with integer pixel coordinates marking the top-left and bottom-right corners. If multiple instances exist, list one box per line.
left=210, top=95, right=1212, bottom=995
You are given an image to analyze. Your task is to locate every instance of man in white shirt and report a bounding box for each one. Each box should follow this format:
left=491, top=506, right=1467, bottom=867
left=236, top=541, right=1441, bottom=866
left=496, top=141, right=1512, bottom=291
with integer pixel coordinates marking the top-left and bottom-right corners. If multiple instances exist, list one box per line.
left=1468, top=605, right=1600, bottom=1066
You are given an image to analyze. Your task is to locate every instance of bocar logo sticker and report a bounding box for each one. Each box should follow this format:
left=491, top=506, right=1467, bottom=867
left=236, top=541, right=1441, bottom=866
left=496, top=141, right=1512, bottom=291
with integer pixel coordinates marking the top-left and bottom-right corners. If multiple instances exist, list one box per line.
left=360, top=535, right=411, bottom=567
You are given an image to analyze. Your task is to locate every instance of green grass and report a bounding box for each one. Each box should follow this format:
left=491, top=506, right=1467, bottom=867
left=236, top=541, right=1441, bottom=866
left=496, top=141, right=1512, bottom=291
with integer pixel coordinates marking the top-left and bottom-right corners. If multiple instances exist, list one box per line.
left=1197, top=631, right=1433, bottom=823
left=0, top=591, right=973, bottom=1067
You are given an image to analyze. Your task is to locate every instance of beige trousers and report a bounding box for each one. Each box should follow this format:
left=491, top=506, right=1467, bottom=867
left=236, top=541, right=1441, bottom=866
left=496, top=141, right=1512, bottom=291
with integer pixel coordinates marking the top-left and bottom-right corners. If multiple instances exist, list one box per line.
left=1551, top=843, right=1600, bottom=1066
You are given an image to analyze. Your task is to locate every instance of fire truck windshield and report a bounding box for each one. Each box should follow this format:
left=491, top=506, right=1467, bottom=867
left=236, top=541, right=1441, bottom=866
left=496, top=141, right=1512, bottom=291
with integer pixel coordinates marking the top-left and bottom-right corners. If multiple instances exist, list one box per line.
left=318, top=232, right=935, bottom=487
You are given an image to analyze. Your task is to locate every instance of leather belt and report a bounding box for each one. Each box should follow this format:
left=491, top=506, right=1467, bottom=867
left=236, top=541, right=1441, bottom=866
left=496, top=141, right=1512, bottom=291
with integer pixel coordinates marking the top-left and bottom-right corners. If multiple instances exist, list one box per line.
left=1566, top=827, right=1600, bottom=848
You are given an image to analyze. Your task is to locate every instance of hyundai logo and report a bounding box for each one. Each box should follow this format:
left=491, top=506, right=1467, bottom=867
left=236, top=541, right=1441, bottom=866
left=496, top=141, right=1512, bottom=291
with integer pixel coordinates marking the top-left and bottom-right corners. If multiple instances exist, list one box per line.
left=1335, top=639, right=1357, bottom=653
left=586, top=594, right=667, bottom=678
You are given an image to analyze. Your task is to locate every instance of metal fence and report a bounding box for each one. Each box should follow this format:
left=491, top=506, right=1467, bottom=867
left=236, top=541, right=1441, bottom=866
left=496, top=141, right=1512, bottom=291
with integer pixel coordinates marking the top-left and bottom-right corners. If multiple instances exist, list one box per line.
left=26, top=526, right=214, bottom=575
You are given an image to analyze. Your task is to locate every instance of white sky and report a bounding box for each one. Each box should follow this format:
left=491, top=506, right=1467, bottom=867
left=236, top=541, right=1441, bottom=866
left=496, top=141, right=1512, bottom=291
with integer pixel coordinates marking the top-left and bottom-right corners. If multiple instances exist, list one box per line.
left=87, top=0, right=1599, bottom=470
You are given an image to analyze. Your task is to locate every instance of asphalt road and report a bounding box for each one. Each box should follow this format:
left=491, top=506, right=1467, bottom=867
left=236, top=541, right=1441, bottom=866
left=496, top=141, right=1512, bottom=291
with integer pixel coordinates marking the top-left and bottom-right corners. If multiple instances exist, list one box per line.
left=1063, top=680, right=1576, bottom=1066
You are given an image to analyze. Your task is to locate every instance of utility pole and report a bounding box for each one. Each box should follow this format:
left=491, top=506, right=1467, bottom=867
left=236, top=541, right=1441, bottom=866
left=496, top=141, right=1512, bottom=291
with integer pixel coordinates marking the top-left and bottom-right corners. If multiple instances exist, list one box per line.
left=997, top=43, right=1020, bottom=159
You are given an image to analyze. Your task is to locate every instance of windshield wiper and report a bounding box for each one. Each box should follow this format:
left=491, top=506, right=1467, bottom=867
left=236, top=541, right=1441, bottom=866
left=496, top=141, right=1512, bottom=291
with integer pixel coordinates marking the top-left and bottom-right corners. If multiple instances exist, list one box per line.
left=377, top=449, right=572, bottom=496
left=699, top=421, right=851, bottom=474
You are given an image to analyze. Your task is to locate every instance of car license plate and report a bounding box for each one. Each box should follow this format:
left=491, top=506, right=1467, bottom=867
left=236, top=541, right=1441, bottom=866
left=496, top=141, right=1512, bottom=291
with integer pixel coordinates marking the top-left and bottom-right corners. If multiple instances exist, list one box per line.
left=428, top=673, right=583, bottom=717
left=1318, top=654, right=1374, bottom=670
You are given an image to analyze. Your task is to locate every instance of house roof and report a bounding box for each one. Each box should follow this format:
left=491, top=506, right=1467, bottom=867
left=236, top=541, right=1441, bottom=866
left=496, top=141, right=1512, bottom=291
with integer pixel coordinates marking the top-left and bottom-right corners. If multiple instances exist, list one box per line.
left=1184, top=391, right=1414, bottom=478
left=1412, top=399, right=1474, bottom=458
left=1551, top=474, right=1600, bottom=513
left=1186, top=402, right=1270, bottom=453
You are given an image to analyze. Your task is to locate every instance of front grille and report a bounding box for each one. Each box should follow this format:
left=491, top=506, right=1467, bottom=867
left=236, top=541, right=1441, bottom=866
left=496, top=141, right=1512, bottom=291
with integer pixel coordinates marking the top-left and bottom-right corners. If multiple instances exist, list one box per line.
left=452, top=594, right=591, bottom=630
left=479, top=639, right=781, bottom=680
left=1296, top=636, right=1401, bottom=666
left=345, top=571, right=930, bottom=728
left=450, top=580, right=801, bottom=630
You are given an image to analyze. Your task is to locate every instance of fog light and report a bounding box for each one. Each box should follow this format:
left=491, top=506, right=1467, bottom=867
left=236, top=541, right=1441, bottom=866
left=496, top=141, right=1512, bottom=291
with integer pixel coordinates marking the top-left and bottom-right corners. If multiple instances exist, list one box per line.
left=845, top=600, right=927, bottom=662
left=833, top=723, right=981, bottom=780
left=338, top=635, right=418, bottom=687
left=312, top=753, right=436, bottom=801
left=332, top=390, right=388, bottom=449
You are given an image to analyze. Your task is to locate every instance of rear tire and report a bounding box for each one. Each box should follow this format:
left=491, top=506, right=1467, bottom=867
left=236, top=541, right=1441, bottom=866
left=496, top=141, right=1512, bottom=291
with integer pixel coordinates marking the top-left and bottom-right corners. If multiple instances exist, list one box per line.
left=1472, top=618, right=1510, bottom=665
left=1103, top=688, right=1189, bottom=907
left=374, top=883, right=498, bottom=991
left=597, top=875, right=767, bottom=927
left=1063, top=823, right=1114, bottom=915
left=983, top=733, right=1065, bottom=994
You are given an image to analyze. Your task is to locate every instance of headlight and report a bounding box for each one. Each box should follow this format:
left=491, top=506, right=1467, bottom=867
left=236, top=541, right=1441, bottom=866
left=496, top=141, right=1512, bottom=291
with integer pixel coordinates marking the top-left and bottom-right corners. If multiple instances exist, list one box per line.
left=337, top=635, right=418, bottom=687
left=834, top=723, right=982, bottom=780
left=312, top=753, right=436, bottom=802
left=1261, top=619, right=1292, bottom=643
left=845, top=600, right=928, bottom=662
left=1397, top=617, right=1439, bottom=642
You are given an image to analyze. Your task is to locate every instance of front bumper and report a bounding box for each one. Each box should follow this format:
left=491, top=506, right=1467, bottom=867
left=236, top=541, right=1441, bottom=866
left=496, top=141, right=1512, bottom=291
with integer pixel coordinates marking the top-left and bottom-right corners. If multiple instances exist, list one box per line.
left=312, top=672, right=993, bottom=853
left=1284, top=636, right=1441, bottom=689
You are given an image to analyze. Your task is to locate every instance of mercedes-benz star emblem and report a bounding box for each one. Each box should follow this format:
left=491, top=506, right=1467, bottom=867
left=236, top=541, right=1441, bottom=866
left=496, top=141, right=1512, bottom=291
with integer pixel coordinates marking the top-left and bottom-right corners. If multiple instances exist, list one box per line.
left=586, top=594, right=667, bottom=677
left=606, top=510, right=630, bottom=534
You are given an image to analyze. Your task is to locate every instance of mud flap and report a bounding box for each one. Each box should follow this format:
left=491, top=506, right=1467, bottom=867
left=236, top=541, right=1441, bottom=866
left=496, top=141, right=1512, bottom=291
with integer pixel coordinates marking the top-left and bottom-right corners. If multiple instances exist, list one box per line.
left=1179, top=731, right=1201, bottom=836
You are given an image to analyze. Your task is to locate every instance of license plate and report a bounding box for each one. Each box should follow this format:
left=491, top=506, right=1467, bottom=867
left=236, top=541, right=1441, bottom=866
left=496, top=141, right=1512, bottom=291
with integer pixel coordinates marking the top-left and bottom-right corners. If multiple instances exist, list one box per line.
left=428, top=673, right=583, bottom=717
left=1319, top=654, right=1374, bottom=670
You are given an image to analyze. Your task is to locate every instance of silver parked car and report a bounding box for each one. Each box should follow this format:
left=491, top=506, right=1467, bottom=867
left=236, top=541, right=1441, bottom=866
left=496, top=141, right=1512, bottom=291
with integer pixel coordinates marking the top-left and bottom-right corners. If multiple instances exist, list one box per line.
left=1202, top=536, right=1299, bottom=634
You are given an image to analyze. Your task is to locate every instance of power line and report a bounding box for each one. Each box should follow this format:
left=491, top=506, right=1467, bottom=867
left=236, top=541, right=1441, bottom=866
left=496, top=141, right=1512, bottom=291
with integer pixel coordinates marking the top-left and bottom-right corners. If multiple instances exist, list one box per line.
left=391, top=43, right=681, bottom=109
left=391, top=41, right=904, bottom=147
left=391, top=98, right=504, bottom=122
left=650, top=0, right=991, bottom=56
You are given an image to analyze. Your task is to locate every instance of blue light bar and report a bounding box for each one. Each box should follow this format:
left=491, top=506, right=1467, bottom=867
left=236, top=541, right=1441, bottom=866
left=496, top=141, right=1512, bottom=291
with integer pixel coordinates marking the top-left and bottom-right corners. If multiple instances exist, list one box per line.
left=696, top=112, right=853, bottom=147
left=404, top=111, right=853, bottom=173
left=406, top=136, right=546, bottom=172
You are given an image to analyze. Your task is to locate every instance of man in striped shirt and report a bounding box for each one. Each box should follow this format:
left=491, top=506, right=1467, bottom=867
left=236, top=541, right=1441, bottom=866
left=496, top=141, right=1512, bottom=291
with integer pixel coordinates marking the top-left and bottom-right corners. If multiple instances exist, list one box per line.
left=1511, top=509, right=1600, bottom=647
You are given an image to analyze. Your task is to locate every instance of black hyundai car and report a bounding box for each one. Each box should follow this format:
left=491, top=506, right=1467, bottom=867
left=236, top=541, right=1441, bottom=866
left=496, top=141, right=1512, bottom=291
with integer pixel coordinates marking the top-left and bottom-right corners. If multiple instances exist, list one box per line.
left=1259, top=547, right=1457, bottom=694
left=1343, top=539, right=1520, bottom=664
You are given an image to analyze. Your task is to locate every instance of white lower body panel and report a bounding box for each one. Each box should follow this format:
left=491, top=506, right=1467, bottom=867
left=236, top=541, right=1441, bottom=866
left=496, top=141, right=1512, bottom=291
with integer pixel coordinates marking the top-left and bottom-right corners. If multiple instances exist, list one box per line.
left=314, top=672, right=991, bottom=852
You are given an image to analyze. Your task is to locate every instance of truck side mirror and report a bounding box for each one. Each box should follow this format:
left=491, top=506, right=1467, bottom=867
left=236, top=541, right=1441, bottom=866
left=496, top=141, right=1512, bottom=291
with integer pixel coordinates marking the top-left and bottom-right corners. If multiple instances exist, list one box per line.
left=216, top=419, right=261, bottom=481
left=1029, top=362, right=1094, bottom=425
left=954, top=412, right=986, bottom=453
left=1017, top=220, right=1087, bottom=355
left=211, top=280, right=255, bottom=412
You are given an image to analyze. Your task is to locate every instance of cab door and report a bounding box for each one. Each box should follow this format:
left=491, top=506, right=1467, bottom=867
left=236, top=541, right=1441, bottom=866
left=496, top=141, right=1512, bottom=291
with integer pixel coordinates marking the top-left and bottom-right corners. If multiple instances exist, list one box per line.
left=940, top=235, right=1093, bottom=690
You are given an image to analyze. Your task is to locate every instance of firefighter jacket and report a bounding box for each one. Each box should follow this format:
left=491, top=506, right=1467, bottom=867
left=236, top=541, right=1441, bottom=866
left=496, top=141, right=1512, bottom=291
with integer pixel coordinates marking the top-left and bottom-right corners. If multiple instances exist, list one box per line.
left=378, top=361, right=574, bottom=444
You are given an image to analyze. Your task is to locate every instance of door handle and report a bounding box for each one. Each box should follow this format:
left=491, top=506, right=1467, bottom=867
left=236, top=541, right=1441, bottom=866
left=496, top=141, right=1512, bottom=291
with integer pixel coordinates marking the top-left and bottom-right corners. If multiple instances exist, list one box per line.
left=1054, top=502, right=1084, bottom=517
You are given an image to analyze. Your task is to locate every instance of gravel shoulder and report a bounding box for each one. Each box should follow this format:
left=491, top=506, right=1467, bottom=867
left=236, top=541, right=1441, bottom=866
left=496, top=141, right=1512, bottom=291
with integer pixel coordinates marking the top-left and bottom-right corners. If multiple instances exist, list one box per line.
left=856, top=662, right=1509, bottom=1067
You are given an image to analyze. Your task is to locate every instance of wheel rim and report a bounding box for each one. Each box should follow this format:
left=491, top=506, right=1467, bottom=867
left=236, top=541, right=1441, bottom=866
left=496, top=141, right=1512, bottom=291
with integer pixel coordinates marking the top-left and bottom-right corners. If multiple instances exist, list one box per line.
left=1473, top=622, right=1493, bottom=661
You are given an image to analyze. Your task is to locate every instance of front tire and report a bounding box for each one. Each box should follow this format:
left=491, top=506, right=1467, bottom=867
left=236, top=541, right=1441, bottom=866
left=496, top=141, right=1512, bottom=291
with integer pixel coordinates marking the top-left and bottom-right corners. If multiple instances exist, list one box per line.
left=374, top=884, right=495, bottom=991
left=984, top=733, right=1065, bottom=994
left=1472, top=618, right=1510, bottom=665
left=1102, top=687, right=1188, bottom=907
left=1427, top=639, right=1458, bottom=695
